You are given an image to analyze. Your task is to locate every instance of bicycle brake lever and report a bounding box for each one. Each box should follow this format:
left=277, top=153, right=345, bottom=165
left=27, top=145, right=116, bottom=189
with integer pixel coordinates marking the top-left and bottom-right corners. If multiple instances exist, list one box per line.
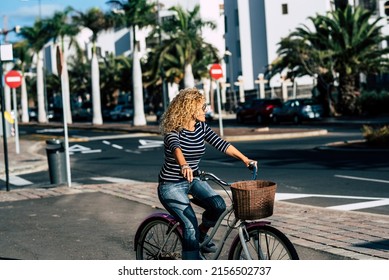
left=248, top=161, right=258, bottom=180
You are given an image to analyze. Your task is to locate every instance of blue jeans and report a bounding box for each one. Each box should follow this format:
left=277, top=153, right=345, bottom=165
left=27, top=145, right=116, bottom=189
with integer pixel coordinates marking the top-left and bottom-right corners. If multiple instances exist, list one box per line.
left=158, top=178, right=226, bottom=260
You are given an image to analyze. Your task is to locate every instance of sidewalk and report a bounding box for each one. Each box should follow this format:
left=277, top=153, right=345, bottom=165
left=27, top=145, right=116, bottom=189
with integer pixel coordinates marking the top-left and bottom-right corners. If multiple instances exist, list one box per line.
left=0, top=118, right=388, bottom=260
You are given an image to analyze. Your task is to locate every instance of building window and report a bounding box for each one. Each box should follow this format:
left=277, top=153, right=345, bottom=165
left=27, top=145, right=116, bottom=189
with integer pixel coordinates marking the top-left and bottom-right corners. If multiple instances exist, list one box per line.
left=235, top=9, right=239, bottom=26
left=282, top=4, right=288, bottom=15
left=359, top=0, right=378, bottom=14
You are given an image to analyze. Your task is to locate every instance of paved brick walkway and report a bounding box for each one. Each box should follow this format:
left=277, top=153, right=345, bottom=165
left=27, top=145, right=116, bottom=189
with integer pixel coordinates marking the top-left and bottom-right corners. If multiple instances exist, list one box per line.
left=1, top=182, right=388, bottom=260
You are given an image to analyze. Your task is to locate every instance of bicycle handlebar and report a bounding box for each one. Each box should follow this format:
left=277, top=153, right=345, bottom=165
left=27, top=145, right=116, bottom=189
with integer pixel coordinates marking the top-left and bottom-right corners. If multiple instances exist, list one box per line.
left=195, top=162, right=258, bottom=187
left=248, top=161, right=258, bottom=180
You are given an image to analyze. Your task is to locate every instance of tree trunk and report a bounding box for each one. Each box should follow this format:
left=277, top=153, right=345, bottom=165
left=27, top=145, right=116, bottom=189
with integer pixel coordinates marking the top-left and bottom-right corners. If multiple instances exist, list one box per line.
left=61, top=49, right=73, bottom=124
left=37, top=50, right=47, bottom=123
left=132, top=42, right=146, bottom=126
left=184, top=63, right=195, bottom=88
left=91, top=51, right=103, bottom=125
left=338, top=74, right=357, bottom=115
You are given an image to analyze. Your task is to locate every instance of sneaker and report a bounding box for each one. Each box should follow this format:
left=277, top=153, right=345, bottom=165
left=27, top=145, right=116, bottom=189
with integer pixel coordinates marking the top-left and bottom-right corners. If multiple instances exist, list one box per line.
left=199, top=232, right=217, bottom=253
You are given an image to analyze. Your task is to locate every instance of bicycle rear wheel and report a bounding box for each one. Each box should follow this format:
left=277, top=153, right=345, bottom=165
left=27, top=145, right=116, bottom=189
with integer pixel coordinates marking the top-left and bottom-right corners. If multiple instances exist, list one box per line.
left=136, top=219, right=183, bottom=260
left=229, top=225, right=299, bottom=260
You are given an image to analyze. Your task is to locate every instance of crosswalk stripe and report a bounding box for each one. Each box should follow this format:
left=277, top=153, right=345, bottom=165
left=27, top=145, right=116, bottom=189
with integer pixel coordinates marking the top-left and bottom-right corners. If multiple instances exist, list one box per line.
left=90, top=177, right=141, bottom=183
left=335, top=174, right=389, bottom=184
left=327, top=199, right=389, bottom=211
left=0, top=175, right=33, bottom=186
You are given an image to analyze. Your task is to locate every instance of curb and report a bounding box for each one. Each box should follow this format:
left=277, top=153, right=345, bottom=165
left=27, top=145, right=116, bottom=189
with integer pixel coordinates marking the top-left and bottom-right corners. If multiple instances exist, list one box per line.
left=224, top=129, right=328, bottom=142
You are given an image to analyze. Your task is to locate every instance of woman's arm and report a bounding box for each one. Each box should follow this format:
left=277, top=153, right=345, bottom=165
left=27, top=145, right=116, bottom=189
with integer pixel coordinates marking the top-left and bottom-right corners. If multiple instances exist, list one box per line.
left=225, top=145, right=257, bottom=167
left=173, top=148, right=194, bottom=182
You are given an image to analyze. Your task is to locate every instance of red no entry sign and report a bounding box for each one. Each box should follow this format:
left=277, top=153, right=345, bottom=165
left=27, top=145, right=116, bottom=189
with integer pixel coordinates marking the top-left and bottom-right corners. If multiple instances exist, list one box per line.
left=5, top=70, right=22, bottom=88
left=209, top=64, right=223, bottom=80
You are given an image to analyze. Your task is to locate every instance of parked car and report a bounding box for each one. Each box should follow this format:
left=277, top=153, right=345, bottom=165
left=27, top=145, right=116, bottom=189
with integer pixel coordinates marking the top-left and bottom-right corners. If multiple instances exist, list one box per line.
left=28, top=107, right=54, bottom=121
left=272, top=98, right=323, bottom=124
left=110, top=104, right=134, bottom=121
left=236, top=98, right=282, bottom=124
left=72, top=102, right=92, bottom=121
left=205, top=104, right=214, bottom=121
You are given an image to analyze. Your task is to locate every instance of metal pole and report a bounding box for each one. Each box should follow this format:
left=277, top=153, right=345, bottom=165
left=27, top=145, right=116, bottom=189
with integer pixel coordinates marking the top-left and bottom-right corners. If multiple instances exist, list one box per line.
left=0, top=62, right=10, bottom=191
left=216, top=80, right=224, bottom=137
left=229, top=57, right=237, bottom=110
left=12, top=87, right=19, bottom=154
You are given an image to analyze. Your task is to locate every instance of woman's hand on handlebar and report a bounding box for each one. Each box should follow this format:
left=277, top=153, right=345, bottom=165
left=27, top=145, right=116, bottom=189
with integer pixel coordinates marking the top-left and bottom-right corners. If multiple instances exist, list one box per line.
left=244, top=159, right=257, bottom=170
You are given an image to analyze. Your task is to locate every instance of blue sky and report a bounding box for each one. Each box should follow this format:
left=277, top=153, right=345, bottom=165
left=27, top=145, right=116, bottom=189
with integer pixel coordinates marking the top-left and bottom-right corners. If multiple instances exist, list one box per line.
left=1, top=0, right=110, bottom=41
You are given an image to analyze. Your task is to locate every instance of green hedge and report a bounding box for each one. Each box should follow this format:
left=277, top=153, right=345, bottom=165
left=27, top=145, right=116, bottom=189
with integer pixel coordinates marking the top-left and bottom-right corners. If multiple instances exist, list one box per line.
left=356, top=90, right=389, bottom=116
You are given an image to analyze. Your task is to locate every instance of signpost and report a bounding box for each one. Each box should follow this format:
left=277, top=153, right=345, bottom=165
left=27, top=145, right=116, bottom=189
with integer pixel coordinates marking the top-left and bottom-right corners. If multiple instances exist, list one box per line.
left=5, top=70, right=22, bottom=155
left=56, top=46, right=72, bottom=187
left=0, top=46, right=15, bottom=191
left=209, top=64, right=224, bottom=137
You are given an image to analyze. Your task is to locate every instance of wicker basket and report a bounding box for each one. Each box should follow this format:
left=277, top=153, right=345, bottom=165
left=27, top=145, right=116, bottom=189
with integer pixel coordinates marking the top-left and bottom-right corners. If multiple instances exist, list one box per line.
left=230, top=180, right=277, bottom=220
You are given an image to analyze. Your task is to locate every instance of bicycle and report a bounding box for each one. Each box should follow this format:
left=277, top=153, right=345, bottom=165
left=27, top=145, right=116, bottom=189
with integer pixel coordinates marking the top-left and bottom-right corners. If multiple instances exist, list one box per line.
left=134, top=166, right=299, bottom=260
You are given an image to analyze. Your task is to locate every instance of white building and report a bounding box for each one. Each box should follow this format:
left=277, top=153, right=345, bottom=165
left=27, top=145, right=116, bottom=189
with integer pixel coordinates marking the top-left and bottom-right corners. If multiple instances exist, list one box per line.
left=224, top=0, right=331, bottom=94
left=223, top=0, right=389, bottom=96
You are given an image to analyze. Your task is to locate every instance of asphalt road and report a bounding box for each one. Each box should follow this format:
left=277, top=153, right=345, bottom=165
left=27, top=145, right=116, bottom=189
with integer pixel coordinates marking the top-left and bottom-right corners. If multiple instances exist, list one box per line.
left=12, top=123, right=389, bottom=215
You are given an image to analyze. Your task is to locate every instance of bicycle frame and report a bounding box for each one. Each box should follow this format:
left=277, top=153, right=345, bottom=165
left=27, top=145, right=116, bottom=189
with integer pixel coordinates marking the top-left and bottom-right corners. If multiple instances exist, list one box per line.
left=134, top=165, right=274, bottom=260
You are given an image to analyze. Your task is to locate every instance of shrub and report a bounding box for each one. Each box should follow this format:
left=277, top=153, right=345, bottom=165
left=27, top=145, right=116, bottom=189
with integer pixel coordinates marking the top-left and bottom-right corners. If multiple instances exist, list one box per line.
left=362, top=125, right=389, bottom=147
left=357, top=90, right=389, bottom=116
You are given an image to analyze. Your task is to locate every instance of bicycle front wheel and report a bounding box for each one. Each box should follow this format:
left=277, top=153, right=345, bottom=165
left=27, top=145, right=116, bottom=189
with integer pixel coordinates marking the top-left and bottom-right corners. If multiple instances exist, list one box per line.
left=229, top=225, right=299, bottom=260
left=136, top=219, right=183, bottom=260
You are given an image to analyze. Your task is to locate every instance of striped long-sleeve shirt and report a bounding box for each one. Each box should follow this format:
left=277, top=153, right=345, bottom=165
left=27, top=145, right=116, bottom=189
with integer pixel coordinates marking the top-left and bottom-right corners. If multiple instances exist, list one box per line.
left=159, top=121, right=231, bottom=182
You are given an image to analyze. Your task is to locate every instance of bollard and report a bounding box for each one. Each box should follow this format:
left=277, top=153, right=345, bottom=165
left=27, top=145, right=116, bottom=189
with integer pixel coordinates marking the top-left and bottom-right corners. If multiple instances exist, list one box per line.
left=45, top=139, right=66, bottom=185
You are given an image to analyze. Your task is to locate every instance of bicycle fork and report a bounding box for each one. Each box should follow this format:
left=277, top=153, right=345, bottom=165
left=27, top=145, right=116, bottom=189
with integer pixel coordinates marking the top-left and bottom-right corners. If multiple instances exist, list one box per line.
left=238, top=223, right=253, bottom=260
left=238, top=223, right=268, bottom=260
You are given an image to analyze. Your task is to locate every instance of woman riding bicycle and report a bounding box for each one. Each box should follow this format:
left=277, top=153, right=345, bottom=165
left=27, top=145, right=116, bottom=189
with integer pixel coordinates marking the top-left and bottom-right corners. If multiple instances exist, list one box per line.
left=158, top=87, right=257, bottom=260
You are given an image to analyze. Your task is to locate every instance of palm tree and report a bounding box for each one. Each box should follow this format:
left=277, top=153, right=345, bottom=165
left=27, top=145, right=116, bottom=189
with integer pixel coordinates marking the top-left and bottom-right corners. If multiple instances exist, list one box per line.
left=269, top=5, right=389, bottom=115
left=19, top=20, right=50, bottom=123
left=45, top=7, right=80, bottom=124
left=145, top=35, right=219, bottom=102
left=158, top=5, right=217, bottom=88
left=99, top=53, right=132, bottom=108
left=72, top=7, right=113, bottom=125
left=13, top=40, right=32, bottom=123
left=107, top=0, right=157, bottom=126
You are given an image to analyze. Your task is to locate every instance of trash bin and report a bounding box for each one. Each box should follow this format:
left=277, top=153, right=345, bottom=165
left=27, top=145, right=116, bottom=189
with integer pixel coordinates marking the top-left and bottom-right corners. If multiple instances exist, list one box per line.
left=46, top=139, right=66, bottom=184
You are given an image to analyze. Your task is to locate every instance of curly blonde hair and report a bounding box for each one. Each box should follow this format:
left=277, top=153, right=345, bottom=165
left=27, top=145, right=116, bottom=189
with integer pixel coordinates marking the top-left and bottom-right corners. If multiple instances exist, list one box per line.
left=160, top=88, right=205, bottom=135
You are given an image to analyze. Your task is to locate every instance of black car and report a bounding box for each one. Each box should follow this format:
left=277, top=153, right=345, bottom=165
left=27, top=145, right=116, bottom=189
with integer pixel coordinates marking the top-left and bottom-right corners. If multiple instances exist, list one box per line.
left=272, top=98, right=323, bottom=124
left=236, top=98, right=282, bottom=124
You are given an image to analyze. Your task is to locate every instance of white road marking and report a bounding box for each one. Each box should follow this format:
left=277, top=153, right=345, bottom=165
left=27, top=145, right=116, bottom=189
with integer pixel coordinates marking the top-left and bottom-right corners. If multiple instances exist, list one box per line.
left=68, top=144, right=101, bottom=154
left=36, top=128, right=64, bottom=133
left=276, top=193, right=389, bottom=211
left=276, top=193, right=384, bottom=201
left=138, top=139, right=164, bottom=149
left=112, top=144, right=123, bottom=150
left=335, top=174, right=389, bottom=184
left=90, top=177, right=141, bottom=183
left=102, top=140, right=123, bottom=150
left=275, top=193, right=312, bottom=200
left=0, top=175, right=33, bottom=186
left=87, top=133, right=156, bottom=141
left=327, top=199, right=389, bottom=211
left=125, top=149, right=141, bottom=154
